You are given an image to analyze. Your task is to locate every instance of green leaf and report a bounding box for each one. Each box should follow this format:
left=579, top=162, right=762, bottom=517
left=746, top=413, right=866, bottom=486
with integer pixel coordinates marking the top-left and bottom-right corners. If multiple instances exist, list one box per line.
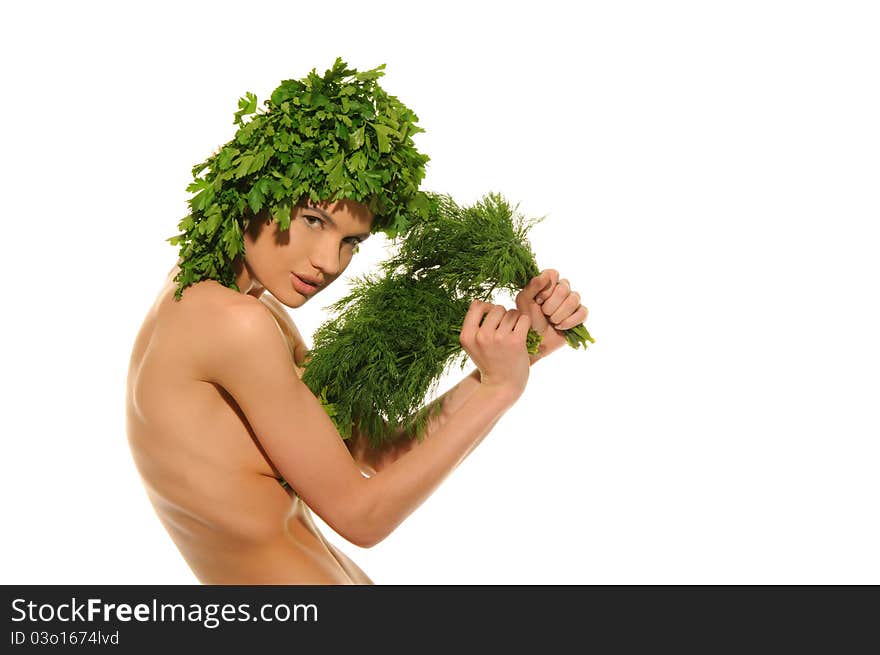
left=273, top=203, right=292, bottom=230
left=233, top=91, right=258, bottom=125
left=191, top=188, right=214, bottom=211
left=325, top=153, right=346, bottom=187
left=347, top=125, right=364, bottom=150
left=217, top=147, right=238, bottom=170
left=178, top=214, right=195, bottom=231
left=354, top=64, right=386, bottom=82
left=186, top=178, right=208, bottom=193
left=204, top=208, right=222, bottom=235
left=371, top=123, right=397, bottom=154
left=247, top=184, right=265, bottom=214
left=234, top=154, right=254, bottom=179
left=239, top=91, right=257, bottom=114
left=346, top=150, right=367, bottom=173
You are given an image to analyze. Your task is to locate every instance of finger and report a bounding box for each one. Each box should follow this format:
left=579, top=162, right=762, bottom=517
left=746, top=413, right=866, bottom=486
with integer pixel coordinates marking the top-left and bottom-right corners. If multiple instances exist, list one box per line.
left=541, top=278, right=571, bottom=316
left=499, top=309, right=520, bottom=332
left=460, top=300, right=491, bottom=342
left=556, top=305, right=588, bottom=331
left=533, top=269, right=560, bottom=305
left=548, top=291, right=582, bottom=326
left=480, top=304, right=507, bottom=332
left=518, top=269, right=556, bottom=308
left=513, top=313, right=532, bottom=340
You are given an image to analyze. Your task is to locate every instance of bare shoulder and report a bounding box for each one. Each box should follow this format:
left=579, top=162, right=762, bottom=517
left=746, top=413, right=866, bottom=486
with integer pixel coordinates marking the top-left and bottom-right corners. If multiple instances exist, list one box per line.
left=166, top=281, right=286, bottom=376
left=164, top=280, right=261, bottom=330
left=174, top=284, right=304, bottom=360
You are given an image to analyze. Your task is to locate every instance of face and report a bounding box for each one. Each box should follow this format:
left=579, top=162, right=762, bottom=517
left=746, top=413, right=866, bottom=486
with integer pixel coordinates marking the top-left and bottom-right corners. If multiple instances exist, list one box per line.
left=241, top=198, right=374, bottom=307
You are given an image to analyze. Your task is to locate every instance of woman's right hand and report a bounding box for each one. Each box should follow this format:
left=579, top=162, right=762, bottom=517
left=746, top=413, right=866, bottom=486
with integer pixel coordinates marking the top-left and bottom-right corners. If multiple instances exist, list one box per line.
left=459, top=300, right=532, bottom=403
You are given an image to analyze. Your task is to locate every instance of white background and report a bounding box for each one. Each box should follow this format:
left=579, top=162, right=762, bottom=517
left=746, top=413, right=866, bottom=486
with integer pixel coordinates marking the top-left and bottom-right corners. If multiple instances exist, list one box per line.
left=1, top=1, right=877, bottom=584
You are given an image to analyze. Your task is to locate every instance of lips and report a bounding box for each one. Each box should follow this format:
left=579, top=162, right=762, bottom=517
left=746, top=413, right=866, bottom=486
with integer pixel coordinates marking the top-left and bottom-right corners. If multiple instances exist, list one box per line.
left=290, top=272, right=320, bottom=296
left=296, top=274, right=323, bottom=287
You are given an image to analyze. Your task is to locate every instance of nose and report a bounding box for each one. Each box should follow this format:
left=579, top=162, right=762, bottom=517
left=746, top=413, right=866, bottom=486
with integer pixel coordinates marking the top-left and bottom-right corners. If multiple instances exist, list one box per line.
left=309, top=238, right=342, bottom=278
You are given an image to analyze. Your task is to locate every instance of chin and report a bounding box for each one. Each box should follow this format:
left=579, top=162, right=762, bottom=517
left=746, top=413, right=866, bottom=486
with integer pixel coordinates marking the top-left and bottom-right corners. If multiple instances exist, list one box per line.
left=271, top=290, right=310, bottom=309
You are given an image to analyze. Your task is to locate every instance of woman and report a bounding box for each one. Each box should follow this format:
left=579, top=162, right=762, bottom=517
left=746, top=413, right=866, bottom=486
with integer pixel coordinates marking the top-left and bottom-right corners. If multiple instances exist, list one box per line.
left=126, top=60, right=588, bottom=584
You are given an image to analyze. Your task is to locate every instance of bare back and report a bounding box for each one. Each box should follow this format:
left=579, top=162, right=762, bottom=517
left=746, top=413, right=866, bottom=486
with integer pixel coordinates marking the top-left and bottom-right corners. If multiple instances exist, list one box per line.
left=126, top=269, right=372, bottom=584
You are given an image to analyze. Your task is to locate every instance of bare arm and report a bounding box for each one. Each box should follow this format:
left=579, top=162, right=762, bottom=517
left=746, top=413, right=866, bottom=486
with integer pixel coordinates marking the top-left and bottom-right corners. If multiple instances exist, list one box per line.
left=260, top=291, right=503, bottom=476
left=206, top=297, right=529, bottom=549
left=345, top=367, right=482, bottom=475
left=355, top=301, right=531, bottom=545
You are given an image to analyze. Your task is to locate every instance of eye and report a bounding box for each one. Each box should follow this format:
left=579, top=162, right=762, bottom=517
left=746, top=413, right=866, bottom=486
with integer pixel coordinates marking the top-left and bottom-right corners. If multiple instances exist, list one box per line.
left=303, top=214, right=323, bottom=228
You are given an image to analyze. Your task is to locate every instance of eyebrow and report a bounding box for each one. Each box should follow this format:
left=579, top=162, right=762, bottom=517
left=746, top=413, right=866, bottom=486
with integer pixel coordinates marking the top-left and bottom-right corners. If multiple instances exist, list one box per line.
left=305, top=205, right=371, bottom=241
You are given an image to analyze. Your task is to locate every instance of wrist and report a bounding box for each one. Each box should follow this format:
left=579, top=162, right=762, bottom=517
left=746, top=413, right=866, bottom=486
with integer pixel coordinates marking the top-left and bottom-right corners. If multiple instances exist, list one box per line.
left=475, top=379, right=522, bottom=409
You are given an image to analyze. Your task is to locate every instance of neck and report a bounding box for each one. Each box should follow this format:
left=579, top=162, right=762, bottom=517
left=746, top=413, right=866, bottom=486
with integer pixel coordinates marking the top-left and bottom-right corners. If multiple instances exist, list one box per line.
left=233, top=258, right=266, bottom=298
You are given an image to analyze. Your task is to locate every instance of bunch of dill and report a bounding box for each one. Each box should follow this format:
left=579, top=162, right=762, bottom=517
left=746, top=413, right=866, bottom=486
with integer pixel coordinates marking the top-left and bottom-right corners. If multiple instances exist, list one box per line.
left=300, top=191, right=594, bottom=448
left=301, top=273, right=470, bottom=446
left=383, top=191, right=594, bottom=349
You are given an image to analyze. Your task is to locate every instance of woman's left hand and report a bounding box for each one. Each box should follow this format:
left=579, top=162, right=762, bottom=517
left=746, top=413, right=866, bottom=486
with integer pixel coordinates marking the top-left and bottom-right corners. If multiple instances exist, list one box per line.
left=515, top=269, right=589, bottom=364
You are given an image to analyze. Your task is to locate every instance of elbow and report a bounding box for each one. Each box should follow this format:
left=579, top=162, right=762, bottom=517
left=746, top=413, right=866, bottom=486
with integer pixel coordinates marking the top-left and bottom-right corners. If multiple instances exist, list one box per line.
left=343, top=514, right=386, bottom=551
left=341, top=513, right=380, bottom=549
left=338, top=479, right=390, bottom=549
left=347, top=532, right=381, bottom=550
left=352, top=526, right=392, bottom=550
